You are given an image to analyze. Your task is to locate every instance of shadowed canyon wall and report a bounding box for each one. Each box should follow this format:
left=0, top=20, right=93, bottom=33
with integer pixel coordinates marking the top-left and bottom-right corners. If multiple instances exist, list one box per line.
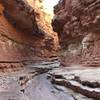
left=0, top=0, right=59, bottom=70
left=52, top=0, right=100, bottom=66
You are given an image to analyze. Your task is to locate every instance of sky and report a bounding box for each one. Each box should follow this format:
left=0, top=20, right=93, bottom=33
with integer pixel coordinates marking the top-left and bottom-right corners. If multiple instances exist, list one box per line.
left=42, top=0, right=59, bottom=13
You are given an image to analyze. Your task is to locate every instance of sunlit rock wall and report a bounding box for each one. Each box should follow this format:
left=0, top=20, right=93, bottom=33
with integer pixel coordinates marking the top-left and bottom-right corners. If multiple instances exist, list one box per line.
left=52, top=0, right=100, bottom=66
left=0, top=0, right=58, bottom=70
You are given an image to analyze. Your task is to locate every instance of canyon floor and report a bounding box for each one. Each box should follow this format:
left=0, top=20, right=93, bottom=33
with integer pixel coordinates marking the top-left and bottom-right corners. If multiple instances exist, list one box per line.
left=0, top=58, right=99, bottom=100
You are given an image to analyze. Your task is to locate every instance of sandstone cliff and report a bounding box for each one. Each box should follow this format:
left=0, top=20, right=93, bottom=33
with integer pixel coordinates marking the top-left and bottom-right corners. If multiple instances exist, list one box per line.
left=52, top=0, right=100, bottom=66
left=0, top=0, right=58, bottom=71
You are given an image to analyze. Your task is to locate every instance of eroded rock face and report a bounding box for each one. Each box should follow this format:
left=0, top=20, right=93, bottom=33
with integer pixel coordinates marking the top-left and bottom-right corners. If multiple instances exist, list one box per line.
left=0, top=0, right=45, bottom=36
left=49, top=66, right=100, bottom=100
left=0, top=0, right=58, bottom=71
left=52, top=0, right=100, bottom=66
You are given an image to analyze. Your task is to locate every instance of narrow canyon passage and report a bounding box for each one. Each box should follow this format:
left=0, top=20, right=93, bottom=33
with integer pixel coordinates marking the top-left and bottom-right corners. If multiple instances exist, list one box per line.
left=0, top=0, right=99, bottom=100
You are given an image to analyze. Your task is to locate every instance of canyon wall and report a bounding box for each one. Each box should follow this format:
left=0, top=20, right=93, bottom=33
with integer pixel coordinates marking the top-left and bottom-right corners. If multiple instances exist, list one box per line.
left=0, top=0, right=58, bottom=70
left=52, top=0, right=100, bottom=66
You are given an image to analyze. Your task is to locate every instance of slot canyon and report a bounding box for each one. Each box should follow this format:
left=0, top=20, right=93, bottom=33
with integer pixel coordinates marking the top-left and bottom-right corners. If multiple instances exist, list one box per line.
left=0, top=0, right=99, bottom=100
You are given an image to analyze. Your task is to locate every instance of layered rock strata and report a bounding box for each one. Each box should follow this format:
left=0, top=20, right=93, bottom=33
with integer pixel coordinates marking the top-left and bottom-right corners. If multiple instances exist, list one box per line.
left=0, top=0, right=58, bottom=71
left=52, top=0, right=100, bottom=66
left=49, top=67, right=100, bottom=99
